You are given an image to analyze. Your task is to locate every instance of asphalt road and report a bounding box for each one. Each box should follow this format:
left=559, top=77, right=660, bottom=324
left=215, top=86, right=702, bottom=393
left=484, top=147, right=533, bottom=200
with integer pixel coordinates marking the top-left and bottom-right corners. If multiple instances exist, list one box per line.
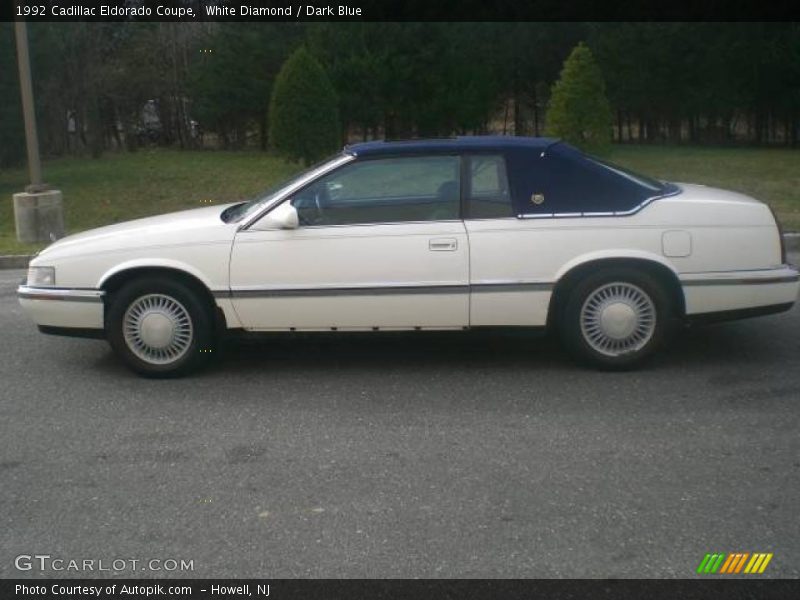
left=1, top=261, right=798, bottom=579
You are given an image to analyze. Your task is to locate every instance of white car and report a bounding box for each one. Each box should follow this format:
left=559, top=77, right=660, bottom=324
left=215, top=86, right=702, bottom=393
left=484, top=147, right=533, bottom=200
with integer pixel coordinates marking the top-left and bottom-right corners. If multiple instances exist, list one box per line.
left=18, top=137, right=799, bottom=376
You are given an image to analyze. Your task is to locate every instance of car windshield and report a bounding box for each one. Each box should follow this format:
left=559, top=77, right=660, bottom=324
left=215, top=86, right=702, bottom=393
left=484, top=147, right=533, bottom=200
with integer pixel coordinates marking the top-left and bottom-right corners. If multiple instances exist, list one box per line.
left=221, top=154, right=350, bottom=223
left=584, top=155, right=668, bottom=193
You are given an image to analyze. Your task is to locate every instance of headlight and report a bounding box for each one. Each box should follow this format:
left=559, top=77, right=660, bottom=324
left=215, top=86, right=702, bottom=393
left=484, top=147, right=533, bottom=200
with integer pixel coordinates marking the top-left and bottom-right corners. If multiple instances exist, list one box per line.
left=27, top=266, right=56, bottom=287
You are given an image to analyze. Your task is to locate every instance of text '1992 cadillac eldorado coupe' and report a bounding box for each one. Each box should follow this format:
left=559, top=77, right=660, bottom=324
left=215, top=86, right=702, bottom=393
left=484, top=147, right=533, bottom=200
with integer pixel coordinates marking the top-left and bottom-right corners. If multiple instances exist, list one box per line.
left=18, top=137, right=799, bottom=376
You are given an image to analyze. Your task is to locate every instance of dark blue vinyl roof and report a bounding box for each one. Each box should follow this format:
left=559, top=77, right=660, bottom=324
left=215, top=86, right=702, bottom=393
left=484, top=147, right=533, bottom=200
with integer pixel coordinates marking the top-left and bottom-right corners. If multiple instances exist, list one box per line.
left=339, top=136, right=675, bottom=216
left=345, top=136, right=561, bottom=157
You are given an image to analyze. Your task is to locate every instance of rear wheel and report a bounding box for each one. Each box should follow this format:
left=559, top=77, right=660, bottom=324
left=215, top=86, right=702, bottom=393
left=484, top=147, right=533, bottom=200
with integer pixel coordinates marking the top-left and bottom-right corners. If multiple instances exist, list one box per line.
left=106, top=277, right=215, bottom=377
left=559, top=268, right=673, bottom=369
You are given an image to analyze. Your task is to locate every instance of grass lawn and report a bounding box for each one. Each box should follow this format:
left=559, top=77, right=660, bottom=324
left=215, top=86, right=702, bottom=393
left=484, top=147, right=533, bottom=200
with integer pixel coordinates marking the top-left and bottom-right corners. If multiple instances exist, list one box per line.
left=0, top=150, right=300, bottom=255
left=1, top=145, right=798, bottom=255
left=610, top=145, right=800, bottom=234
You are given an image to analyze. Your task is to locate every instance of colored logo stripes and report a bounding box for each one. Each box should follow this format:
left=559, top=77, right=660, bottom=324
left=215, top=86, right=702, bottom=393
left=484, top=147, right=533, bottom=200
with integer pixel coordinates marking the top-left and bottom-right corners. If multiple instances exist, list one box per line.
left=697, top=552, right=773, bottom=574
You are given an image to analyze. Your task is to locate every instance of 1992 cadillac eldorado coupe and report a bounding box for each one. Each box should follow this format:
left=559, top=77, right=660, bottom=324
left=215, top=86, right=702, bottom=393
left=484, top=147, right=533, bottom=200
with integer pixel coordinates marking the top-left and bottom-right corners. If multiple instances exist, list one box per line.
left=18, top=137, right=799, bottom=376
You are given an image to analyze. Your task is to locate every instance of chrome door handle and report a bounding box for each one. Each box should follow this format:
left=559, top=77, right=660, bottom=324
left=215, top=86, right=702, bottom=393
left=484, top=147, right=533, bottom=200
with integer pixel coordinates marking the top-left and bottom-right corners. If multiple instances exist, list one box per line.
left=429, top=238, right=457, bottom=251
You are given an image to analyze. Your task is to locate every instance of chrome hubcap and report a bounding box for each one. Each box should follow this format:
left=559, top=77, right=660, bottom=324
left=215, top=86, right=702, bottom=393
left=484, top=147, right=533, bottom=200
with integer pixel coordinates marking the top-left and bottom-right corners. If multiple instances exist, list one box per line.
left=123, top=294, right=193, bottom=364
left=580, top=282, right=656, bottom=357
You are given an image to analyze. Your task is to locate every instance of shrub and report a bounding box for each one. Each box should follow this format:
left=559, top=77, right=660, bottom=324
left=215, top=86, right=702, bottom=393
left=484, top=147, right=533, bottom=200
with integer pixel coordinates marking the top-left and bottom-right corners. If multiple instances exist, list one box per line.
left=545, top=42, right=613, bottom=154
left=268, top=47, right=340, bottom=164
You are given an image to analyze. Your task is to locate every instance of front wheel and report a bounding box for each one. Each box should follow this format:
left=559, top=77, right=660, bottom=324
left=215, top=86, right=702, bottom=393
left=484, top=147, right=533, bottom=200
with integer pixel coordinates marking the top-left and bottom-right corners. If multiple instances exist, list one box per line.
left=106, top=277, right=215, bottom=377
left=559, top=268, right=673, bottom=370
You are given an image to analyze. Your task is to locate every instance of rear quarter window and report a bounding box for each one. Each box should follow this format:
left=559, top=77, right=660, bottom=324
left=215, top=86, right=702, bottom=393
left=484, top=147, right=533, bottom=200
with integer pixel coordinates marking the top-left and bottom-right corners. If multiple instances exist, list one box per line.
left=506, top=143, right=666, bottom=216
left=465, top=155, right=514, bottom=219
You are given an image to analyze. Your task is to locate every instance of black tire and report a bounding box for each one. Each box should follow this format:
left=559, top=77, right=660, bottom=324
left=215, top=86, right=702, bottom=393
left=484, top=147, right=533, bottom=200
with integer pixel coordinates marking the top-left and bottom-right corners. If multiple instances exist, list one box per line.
left=558, top=267, right=673, bottom=370
left=106, top=277, right=215, bottom=378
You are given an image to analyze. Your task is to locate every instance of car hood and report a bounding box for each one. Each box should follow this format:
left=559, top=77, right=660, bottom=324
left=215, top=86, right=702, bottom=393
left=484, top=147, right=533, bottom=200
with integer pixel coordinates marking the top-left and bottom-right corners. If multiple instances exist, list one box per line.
left=35, top=203, right=240, bottom=262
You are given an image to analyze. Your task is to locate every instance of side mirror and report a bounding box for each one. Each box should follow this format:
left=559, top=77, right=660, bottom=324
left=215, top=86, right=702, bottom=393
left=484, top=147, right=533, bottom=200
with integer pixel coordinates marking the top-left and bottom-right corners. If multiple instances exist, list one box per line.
left=254, top=202, right=299, bottom=230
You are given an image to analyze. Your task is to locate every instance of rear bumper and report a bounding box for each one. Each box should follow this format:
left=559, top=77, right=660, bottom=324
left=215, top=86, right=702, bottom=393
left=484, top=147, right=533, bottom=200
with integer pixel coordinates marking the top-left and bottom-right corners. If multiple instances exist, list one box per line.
left=681, top=265, right=798, bottom=316
left=686, top=302, right=794, bottom=325
left=18, top=285, right=105, bottom=330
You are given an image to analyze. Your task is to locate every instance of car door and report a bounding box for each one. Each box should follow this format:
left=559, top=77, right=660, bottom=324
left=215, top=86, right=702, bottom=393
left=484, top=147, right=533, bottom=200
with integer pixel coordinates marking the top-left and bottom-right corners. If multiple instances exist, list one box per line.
left=463, top=153, right=552, bottom=326
left=229, top=154, right=469, bottom=330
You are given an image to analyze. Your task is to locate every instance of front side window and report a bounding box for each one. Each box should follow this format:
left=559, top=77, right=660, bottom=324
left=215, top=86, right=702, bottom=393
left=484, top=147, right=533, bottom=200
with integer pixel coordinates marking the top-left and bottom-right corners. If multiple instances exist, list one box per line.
left=223, top=154, right=350, bottom=223
left=290, top=155, right=460, bottom=226
left=465, top=155, right=513, bottom=219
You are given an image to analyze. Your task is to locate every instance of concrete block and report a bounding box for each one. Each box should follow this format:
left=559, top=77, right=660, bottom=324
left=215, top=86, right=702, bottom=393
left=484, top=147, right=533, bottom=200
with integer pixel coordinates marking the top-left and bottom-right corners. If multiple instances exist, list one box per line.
left=785, top=233, right=799, bottom=253
left=13, top=189, right=65, bottom=243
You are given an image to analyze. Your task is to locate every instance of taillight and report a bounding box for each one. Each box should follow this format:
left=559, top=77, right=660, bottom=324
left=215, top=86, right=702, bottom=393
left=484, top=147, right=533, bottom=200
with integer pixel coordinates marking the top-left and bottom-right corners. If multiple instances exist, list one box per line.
left=767, top=205, right=787, bottom=264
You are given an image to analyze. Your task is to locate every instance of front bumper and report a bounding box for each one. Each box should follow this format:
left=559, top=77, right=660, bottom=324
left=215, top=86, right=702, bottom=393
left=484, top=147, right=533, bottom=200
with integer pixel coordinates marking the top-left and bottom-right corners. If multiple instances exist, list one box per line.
left=18, top=285, right=105, bottom=330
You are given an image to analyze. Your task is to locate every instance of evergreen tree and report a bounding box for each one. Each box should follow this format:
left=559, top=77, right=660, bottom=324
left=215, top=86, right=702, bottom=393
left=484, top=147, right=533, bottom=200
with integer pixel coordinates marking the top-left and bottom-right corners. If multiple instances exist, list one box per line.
left=189, top=24, right=303, bottom=150
left=268, top=47, right=340, bottom=164
left=545, top=42, right=613, bottom=153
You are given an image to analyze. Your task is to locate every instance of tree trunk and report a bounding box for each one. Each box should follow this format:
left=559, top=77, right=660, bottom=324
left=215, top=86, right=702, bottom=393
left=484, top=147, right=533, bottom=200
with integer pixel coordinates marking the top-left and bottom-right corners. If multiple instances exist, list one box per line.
left=259, top=116, right=268, bottom=151
left=87, top=95, right=104, bottom=159
left=626, top=113, right=632, bottom=143
left=784, top=115, right=790, bottom=146
left=513, top=89, right=524, bottom=136
left=769, top=112, right=776, bottom=145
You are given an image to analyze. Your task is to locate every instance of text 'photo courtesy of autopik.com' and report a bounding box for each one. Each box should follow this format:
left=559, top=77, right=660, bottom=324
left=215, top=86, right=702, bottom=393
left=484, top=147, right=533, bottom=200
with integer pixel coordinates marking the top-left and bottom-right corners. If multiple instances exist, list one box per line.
left=2, top=0, right=800, bottom=599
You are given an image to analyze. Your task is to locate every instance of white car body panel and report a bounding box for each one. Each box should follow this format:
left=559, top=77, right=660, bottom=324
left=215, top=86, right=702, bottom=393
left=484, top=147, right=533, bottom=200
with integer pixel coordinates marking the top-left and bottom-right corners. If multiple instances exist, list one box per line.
left=17, top=159, right=798, bottom=338
left=34, top=204, right=238, bottom=290
left=229, top=221, right=470, bottom=329
left=680, top=267, right=800, bottom=313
